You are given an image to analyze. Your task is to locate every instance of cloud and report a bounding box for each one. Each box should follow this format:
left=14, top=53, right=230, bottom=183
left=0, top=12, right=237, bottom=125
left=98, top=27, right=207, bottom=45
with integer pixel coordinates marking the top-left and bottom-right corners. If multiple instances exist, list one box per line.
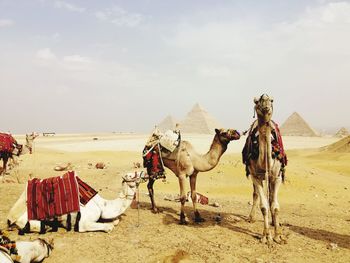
left=95, top=6, right=143, bottom=27
left=36, top=48, right=57, bottom=60
left=54, top=1, right=85, bottom=13
left=0, top=19, right=14, bottom=27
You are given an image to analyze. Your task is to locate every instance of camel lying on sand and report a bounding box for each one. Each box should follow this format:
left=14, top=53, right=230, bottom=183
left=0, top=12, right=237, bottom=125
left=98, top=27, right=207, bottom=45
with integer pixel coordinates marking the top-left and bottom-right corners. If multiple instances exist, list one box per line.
left=0, top=233, right=53, bottom=263
left=7, top=172, right=141, bottom=234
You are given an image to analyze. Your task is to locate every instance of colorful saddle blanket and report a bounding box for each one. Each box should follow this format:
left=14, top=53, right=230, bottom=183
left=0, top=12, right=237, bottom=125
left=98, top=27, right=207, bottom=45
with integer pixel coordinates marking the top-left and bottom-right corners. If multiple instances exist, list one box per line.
left=0, top=133, right=17, bottom=152
left=242, top=120, right=287, bottom=167
left=27, top=171, right=97, bottom=221
left=143, top=145, right=165, bottom=179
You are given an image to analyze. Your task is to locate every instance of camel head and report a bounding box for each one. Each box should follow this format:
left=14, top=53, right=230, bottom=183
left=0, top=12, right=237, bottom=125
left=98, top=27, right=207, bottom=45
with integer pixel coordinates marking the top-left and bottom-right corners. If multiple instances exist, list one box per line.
left=254, top=94, right=273, bottom=122
left=215, top=129, right=241, bottom=144
left=12, top=144, right=23, bottom=156
left=121, top=172, right=142, bottom=198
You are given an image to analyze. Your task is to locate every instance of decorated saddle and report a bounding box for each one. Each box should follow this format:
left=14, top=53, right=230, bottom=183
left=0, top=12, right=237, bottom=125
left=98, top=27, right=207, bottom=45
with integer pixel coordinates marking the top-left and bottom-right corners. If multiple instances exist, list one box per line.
left=242, top=120, right=287, bottom=176
left=27, top=171, right=97, bottom=221
left=0, top=133, right=17, bottom=153
left=142, top=129, right=181, bottom=179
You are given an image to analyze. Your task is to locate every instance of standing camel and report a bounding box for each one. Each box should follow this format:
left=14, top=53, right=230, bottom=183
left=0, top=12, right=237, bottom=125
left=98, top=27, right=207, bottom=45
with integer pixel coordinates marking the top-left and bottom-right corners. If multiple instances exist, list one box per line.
left=146, top=128, right=240, bottom=224
left=243, top=94, right=287, bottom=245
left=0, top=133, right=38, bottom=175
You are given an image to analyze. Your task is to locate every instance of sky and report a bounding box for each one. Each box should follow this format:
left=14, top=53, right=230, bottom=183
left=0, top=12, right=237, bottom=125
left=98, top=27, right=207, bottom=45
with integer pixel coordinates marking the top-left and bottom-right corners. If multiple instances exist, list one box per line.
left=1, top=0, right=349, bottom=134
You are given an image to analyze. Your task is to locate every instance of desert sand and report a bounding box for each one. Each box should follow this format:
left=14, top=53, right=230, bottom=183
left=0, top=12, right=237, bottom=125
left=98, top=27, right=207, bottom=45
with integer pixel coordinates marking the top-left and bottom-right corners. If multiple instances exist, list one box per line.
left=0, top=133, right=349, bottom=263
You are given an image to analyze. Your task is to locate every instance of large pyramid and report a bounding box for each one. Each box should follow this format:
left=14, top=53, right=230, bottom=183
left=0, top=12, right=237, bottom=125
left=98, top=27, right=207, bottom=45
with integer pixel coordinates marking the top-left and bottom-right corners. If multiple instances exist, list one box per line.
left=280, top=112, right=318, bottom=136
left=157, top=115, right=177, bottom=132
left=334, top=127, right=349, bottom=138
left=180, top=103, right=221, bottom=134
left=323, top=135, right=350, bottom=153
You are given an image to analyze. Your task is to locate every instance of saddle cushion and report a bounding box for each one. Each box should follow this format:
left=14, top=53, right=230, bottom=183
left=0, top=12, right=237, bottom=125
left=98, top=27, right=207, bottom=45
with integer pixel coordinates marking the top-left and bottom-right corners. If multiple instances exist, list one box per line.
left=0, top=133, right=17, bottom=153
left=27, top=171, right=97, bottom=221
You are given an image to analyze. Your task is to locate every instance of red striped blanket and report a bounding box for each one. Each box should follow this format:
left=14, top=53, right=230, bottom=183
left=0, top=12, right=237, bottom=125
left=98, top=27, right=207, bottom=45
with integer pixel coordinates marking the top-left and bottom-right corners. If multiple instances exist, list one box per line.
left=27, top=171, right=98, bottom=221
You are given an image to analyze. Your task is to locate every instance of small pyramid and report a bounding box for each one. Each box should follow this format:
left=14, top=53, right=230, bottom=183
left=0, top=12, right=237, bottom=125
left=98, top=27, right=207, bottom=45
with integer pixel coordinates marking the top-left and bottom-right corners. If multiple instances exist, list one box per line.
left=180, top=103, right=221, bottom=134
left=334, top=127, right=349, bottom=138
left=157, top=115, right=177, bottom=132
left=281, top=112, right=318, bottom=136
left=323, top=135, right=350, bottom=152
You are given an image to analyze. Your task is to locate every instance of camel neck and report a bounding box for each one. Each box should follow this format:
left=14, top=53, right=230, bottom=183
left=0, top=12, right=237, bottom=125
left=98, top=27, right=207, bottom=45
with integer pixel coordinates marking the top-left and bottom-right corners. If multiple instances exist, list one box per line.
left=200, top=134, right=227, bottom=171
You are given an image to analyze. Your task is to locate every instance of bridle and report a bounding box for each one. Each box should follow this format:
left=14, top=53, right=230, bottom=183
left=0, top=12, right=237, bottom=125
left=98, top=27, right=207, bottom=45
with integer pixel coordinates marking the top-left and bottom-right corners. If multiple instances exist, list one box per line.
left=121, top=174, right=141, bottom=199
left=38, top=238, right=53, bottom=257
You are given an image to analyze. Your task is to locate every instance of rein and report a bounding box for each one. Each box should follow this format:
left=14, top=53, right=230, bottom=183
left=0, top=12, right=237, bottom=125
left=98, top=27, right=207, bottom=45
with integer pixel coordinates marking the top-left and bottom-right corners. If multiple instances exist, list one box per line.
left=38, top=238, right=52, bottom=257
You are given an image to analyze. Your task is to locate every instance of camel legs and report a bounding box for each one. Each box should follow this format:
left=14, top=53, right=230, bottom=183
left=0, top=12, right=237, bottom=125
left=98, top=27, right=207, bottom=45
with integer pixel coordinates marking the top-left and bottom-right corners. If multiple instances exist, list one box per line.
left=1, top=156, right=9, bottom=175
left=248, top=184, right=259, bottom=223
left=147, top=178, right=159, bottom=213
left=269, top=176, right=286, bottom=244
left=178, top=174, right=187, bottom=225
left=252, top=176, right=273, bottom=245
left=79, top=221, right=114, bottom=232
left=189, top=172, right=204, bottom=223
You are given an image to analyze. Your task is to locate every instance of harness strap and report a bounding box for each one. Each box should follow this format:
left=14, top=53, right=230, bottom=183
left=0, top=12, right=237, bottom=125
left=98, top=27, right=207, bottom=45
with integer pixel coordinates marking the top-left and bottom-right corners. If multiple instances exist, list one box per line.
left=74, top=212, right=81, bottom=232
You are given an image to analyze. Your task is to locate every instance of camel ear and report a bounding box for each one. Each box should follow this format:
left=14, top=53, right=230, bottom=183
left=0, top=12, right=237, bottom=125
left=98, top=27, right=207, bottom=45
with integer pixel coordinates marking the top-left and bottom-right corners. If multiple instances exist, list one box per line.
left=254, top=97, right=259, bottom=104
left=215, top=128, right=220, bottom=134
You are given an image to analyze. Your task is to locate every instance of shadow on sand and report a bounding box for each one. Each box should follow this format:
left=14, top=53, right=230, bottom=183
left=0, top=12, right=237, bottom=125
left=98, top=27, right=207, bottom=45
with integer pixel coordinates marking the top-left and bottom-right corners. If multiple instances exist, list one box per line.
left=137, top=201, right=260, bottom=240
left=286, top=224, right=350, bottom=249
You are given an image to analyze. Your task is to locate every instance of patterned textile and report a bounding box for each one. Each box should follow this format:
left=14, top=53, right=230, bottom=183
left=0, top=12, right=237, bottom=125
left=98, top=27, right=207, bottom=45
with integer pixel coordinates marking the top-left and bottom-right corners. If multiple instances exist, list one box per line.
left=142, top=146, right=165, bottom=178
left=76, top=176, right=98, bottom=205
left=27, top=171, right=98, bottom=221
left=242, top=120, right=288, bottom=166
left=0, top=133, right=17, bottom=153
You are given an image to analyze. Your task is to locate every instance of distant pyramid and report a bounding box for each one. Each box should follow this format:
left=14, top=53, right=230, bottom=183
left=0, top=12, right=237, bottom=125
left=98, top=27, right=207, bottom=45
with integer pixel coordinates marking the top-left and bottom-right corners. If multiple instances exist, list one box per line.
left=280, top=112, right=318, bottom=136
left=157, top=115, right=177, bottom=132
left=323, top=135, right=350, bottom=153
left=334, top=127, right=349, bottom=138
left=180, top=103, right=221, bottom=134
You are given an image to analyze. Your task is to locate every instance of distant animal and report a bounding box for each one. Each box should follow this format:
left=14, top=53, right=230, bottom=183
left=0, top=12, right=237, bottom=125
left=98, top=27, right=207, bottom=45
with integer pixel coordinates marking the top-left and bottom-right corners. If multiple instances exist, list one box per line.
left=95, top=162, right=106, bottom=169
left=145, top=128, right=240, bottom=224
left=7, top=172, right=141, bottom=233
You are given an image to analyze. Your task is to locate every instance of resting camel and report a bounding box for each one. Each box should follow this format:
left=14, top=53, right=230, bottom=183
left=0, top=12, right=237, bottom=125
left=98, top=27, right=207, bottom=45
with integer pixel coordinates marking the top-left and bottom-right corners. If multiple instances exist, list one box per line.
left=7, top=172, right=141, bottom=234
left=147, top=128, right=240, bottom=224
left=244, top=94, right=287, bottom=245
left=0, top=133, right=38, bottom=175
left=0, top=234, right=53, bottom=263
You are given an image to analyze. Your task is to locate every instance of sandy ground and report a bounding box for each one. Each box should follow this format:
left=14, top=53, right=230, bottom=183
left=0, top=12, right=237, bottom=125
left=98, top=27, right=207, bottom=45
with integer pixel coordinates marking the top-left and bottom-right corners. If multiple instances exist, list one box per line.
left=0, top=134, right=349, bottom=263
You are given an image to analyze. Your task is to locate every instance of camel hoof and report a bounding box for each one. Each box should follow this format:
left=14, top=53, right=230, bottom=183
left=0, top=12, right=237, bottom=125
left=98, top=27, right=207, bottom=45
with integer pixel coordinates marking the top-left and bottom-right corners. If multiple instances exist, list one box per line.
left=260, top=234, right=273, bottom=247
left=113, top=219, right=120, bottom=226
left=274, top=234, right=287, bottom=244
left=105, top=223, right=114, bottom=232
left=194, top=217, right=205, bottom=223
left=179, top=220, right=188, bottom=225
left=151, top=207, right=160, bottom=214
left=248, top=216, right=256, bottom=223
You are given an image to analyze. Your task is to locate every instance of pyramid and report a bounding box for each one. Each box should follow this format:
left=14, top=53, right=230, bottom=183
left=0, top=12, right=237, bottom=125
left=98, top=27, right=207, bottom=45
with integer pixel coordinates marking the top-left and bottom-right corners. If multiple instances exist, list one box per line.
left=280, top=112, right=318, bottom=136
left=157, top=115, right=177, bottom=132
left=334, top=127, right=349, bottom=138
left=180, top=103, right=221, bottom=134
left=323, top=135, right=350, bottom=153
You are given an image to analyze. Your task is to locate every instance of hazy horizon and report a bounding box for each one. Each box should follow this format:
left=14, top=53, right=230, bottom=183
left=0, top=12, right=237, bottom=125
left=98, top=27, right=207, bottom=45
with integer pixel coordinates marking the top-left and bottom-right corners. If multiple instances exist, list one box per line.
left=1, top=0, right=350, bottom=134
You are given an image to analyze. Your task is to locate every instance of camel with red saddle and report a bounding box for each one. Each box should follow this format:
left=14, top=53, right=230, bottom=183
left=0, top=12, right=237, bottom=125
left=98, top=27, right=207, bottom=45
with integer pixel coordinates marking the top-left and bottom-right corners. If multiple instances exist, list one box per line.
left=7, top=171, right=141, bottom=234
left=243, top=94, right=288, bottom=245
left=144, top=128, right=241, bottom=225
left=0, top=133, right=38, bottom=175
